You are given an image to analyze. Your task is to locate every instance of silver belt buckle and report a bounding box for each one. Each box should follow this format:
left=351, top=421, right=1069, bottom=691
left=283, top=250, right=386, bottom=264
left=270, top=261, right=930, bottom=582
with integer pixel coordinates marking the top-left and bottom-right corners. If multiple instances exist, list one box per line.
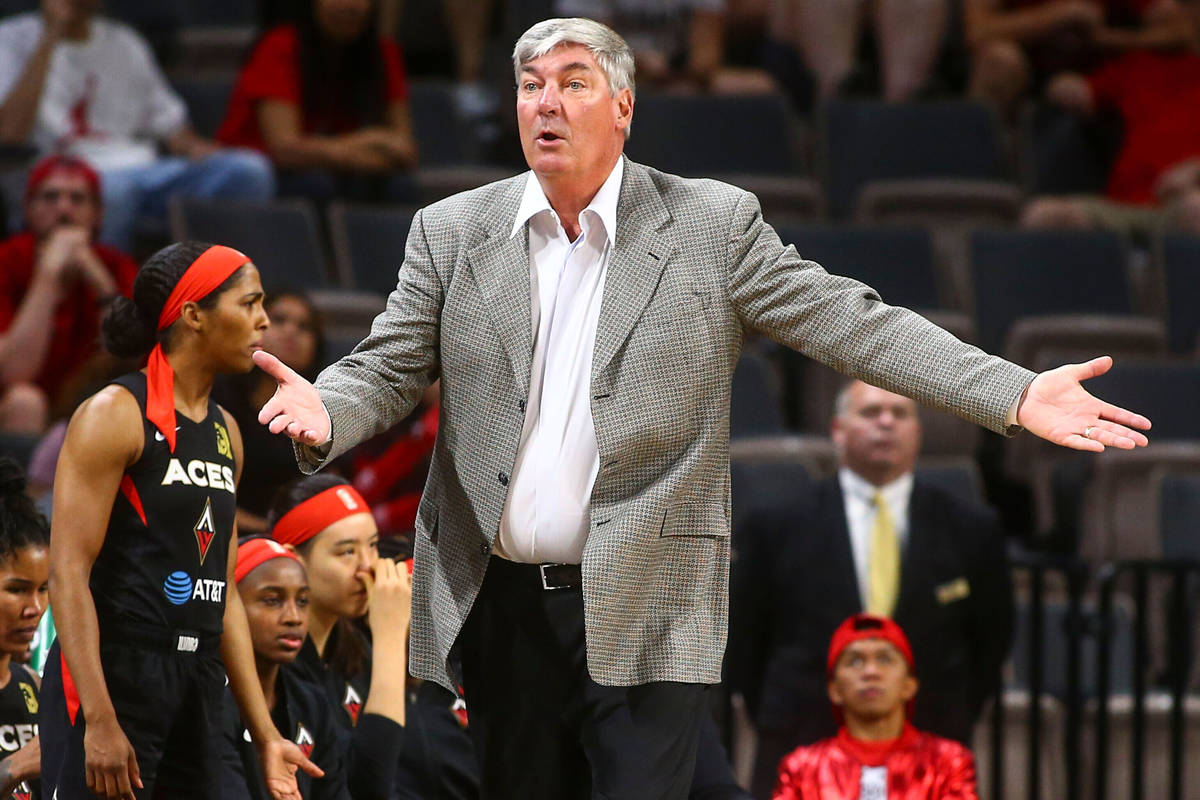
left=539, top=563, right=564, bottom=591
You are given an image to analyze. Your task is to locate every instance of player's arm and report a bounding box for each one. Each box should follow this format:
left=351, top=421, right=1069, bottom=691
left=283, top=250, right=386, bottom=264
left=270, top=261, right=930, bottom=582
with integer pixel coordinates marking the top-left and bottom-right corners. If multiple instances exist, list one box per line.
left=49, top=386, right=144, bottom=799
left=218, top=410, right=322, bottom=800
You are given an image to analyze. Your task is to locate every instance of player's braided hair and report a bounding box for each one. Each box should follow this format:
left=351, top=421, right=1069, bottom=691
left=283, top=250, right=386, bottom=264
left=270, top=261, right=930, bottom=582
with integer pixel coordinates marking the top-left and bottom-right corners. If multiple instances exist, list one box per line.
left=102, top=241, right=246, bottom=358
left=0, top=458, right=49, bottom=563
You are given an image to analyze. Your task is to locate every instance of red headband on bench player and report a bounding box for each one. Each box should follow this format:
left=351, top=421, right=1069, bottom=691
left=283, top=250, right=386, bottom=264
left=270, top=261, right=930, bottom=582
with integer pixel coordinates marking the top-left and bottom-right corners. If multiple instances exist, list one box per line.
left=271, top=484, right=371, bottom=547
left=235, top=537, right=302, bottom=583
left=146, top=245, right=249, bottom=452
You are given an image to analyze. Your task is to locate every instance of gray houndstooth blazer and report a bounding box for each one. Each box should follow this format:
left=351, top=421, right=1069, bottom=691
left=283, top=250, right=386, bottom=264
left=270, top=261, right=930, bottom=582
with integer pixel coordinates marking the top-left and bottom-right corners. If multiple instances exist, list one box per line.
left=298, top=156, right=1035, bottom=690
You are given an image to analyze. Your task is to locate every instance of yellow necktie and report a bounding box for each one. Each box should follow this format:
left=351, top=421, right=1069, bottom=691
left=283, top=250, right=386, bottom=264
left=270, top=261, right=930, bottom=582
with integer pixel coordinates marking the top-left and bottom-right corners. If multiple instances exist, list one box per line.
left=867, top=490, right=900, bottom=617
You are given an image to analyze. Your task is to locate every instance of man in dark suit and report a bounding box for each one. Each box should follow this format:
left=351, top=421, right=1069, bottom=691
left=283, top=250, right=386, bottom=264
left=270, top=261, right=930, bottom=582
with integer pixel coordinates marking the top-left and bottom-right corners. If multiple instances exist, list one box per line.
left=731, top=380, right=1013, bottom=797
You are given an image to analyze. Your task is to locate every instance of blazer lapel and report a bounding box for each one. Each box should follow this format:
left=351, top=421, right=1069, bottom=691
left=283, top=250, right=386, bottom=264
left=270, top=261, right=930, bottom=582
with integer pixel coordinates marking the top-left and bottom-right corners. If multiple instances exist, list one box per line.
left=591, top=158, right=676, bottom=380
left=895, top=482, right=932, bottom=621
left=825, top=480, right=865, bottom=613
left=466, top=178, right=534, bottom=394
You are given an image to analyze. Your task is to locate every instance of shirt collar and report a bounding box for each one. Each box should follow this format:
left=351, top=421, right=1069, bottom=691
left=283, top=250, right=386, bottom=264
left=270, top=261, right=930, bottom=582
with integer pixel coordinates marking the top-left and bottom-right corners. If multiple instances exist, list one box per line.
left=838, top=467, right=913, bottom=510
left=510, top=156, right=624, bottom=244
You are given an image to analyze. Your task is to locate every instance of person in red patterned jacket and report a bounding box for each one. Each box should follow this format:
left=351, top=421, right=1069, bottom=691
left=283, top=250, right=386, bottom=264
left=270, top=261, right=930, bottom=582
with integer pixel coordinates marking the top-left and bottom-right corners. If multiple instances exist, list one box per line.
left=0, top=155, right=137, bottom=434
left=774, top=614, right=977, bottom=800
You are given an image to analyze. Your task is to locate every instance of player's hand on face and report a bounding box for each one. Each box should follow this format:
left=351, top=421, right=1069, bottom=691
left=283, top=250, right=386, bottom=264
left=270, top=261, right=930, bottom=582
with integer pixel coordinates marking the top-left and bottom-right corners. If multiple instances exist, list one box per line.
left=83, top=716, right=142, bottom=800
left=259, top=736, right=323, bottom=800
left=253, top=350, right=331, bottom=447
left=359, top=555, right=413, bottom=637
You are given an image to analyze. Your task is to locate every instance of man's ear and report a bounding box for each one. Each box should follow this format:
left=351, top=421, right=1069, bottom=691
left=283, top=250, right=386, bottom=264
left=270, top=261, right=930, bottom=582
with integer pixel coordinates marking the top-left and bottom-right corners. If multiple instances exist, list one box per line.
left=827, top=678, right=844, bottom=707
left=900, top=674, right=919, bottom=703
left=615, top=88, right=633, bottom=131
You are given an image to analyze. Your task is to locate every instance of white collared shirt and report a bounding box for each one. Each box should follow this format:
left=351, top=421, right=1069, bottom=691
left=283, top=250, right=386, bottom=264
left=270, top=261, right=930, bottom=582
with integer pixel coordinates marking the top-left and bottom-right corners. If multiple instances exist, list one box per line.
left=838, top=467, right=914, bottom=610
left=496, top=158, right=625, bottom=564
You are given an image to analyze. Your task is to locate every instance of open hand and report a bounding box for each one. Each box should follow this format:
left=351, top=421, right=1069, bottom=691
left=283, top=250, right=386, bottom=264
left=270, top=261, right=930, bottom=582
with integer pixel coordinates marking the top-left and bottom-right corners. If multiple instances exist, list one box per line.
left=253, top=350, right=330, bottom=446
left=259, top=736, right=324, bottom=800
left=1016, top=356, right=1151, bottom=452
left=83, top=716, right=141, bottom=800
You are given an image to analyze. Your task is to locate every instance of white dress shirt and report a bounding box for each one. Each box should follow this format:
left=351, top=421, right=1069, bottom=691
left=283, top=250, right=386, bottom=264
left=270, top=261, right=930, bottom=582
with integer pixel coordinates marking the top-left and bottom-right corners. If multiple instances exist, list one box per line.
left=838, top=467, right=914, bottom=610
left=495, top=158, right=624, bottom=564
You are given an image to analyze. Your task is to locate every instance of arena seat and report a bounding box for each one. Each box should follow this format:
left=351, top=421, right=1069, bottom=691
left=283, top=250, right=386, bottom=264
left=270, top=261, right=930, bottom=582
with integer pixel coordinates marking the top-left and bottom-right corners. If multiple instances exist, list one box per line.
left=775, top=224, right=943, bottom=311
left=973, top=690, right=1067, bottom=800
left=854, top=179, right=1022, bottom=312
left=820, top=99, right=1011, bottom=220
left=171, top=76, right=235, bottom=139
left=969, top=229, right=1134, bottom=354
left=169, top=197, right=332, bottom=289
left=328, top=201, right=417, bottom=294
left=1157, top=233, right=1200, bottom=354
left=731, top=348, right=786, bottom=439
left=624, top=92, right=805, bottom=177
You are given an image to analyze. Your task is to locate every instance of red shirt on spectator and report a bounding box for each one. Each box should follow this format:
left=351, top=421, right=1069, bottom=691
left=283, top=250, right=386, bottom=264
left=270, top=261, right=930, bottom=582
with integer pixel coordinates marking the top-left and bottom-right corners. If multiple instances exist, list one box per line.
left=217, top=25, right=410, bottom=152
left=0, top=232, right=137, bottom=399
left=1087, top=49, right=1200, bottom=205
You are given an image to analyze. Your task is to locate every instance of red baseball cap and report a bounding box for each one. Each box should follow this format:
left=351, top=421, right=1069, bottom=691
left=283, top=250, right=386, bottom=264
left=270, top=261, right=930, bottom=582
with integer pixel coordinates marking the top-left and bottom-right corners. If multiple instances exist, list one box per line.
left=827, top=613, right=917, bottom=723
left=24, top=154, right=102, bottom=202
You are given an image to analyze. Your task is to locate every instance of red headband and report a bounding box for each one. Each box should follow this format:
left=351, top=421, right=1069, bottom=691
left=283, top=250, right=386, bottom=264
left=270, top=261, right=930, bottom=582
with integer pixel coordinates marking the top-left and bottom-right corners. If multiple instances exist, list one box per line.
left=236, top=538, right=302, bottom=583
left=271, top=485, right=371, bottom=547
left=24, top=155, right=101, bottom=202
left=827, top=614, right=916, bottom=723
left=146, top=245, right=249, bottom=452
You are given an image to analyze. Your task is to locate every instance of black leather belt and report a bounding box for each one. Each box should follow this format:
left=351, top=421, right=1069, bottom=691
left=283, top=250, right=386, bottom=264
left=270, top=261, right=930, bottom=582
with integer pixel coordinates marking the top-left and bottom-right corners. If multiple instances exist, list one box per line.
left=538, top=563, right=582, bottom=591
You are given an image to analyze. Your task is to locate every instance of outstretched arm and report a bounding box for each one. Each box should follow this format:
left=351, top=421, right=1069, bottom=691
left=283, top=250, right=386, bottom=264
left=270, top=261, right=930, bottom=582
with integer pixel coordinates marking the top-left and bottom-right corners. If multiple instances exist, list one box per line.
left=1016, top=356, right=1150, bottom=451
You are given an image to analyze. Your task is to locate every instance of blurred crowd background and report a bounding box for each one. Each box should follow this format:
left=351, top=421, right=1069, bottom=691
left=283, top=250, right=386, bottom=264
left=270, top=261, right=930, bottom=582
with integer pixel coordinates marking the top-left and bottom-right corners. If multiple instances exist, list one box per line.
left=2, top=0, right=1200, bottom=797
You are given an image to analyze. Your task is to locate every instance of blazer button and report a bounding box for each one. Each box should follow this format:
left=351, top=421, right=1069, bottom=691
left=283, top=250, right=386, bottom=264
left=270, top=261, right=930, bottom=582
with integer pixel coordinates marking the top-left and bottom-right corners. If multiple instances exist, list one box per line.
left=498, top=472, right=509, bottom=486
left=518, top=398, right=527, bottom=413
left=479, top=541, right=490, bottom=556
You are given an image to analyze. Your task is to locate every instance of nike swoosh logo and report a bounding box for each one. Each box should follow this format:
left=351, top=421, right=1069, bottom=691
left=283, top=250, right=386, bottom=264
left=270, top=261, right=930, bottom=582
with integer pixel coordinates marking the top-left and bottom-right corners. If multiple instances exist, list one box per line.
left=154, top=426, right=182, bottom=442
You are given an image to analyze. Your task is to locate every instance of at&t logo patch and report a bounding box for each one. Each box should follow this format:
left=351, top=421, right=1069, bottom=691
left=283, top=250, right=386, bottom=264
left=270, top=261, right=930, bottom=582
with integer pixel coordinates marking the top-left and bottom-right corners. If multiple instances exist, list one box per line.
left=163, top=571, right=193, bottom=605
left=163, top=571, right=226, bottom=606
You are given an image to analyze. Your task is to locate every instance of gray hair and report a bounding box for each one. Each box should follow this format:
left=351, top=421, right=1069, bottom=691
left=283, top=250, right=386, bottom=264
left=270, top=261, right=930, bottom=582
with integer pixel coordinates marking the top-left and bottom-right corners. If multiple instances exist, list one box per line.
left=513, top=17, right=637, bottom=125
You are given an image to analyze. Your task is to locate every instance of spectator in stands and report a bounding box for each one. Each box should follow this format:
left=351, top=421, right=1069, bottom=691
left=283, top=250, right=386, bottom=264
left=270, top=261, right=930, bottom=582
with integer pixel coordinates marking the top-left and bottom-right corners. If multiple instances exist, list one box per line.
left=218, top=0, right=418, bottom=206
left=554, top=1, right=776, bottom=93
left=765, top=0, right=951, bottom=102
left=1019, top=0, right=1200, bottom=234
left=966, top=0, right=1191, bottom=119
left=730, top=380, right=1012, bottom=797
left=773, top=614, right=978, bottom=800
left=215, top=290, right=325, bottom=536
left=0, top=0, right=275, bottom=250
left=0, top=155, right=137, bottom=435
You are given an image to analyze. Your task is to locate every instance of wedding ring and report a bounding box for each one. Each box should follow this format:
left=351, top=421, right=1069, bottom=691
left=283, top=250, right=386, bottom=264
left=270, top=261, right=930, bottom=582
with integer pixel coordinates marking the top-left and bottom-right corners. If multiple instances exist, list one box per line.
left=1083, top=426, right=1095, bottom=439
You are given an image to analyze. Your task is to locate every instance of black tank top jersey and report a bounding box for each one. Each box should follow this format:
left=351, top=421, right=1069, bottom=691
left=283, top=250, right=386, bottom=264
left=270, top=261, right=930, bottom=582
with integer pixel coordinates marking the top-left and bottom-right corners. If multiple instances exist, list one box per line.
left=0, top=662, right=40, bottom=800
left=91, top=372, right=236, bottom=637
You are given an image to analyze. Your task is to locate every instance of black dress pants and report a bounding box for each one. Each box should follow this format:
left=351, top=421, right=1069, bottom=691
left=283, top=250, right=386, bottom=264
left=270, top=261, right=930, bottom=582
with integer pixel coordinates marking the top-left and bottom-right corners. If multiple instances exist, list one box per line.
left=458, top=557, right=707, bottom=800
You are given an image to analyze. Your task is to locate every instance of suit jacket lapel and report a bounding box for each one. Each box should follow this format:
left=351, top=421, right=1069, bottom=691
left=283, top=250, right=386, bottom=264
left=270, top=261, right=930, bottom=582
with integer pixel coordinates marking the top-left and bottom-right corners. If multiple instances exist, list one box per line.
left=466, top=177, right=534, bottom=394
left=592, top=158, right=676, bottom=380
left=895, top=482, right=931, bottom=620
left=824, top=480, right=864, bottom=613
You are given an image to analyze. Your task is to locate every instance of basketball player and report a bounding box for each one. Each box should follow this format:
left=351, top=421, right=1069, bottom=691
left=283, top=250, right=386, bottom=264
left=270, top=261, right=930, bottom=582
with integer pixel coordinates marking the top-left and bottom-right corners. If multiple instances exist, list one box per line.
left=221, top=538, right=348, bottom=800
left=0, top=458, right=50, bottom=800
left=267, top=474, right=410, bottom=800
left=40, top=242, right=319, bottom=800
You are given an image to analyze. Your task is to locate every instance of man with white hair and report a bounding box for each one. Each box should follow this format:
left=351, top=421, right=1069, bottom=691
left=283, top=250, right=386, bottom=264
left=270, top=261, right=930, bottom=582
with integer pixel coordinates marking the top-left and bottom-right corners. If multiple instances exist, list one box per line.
left=253, top=16, right=1149, bottom=798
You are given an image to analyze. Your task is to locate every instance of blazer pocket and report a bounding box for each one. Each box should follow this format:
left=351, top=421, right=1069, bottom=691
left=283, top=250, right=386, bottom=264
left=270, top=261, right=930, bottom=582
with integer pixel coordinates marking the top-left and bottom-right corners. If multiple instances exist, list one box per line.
left=660, top=501, right=729, bottom=538
left=416, top=498, right=439, bottom=545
